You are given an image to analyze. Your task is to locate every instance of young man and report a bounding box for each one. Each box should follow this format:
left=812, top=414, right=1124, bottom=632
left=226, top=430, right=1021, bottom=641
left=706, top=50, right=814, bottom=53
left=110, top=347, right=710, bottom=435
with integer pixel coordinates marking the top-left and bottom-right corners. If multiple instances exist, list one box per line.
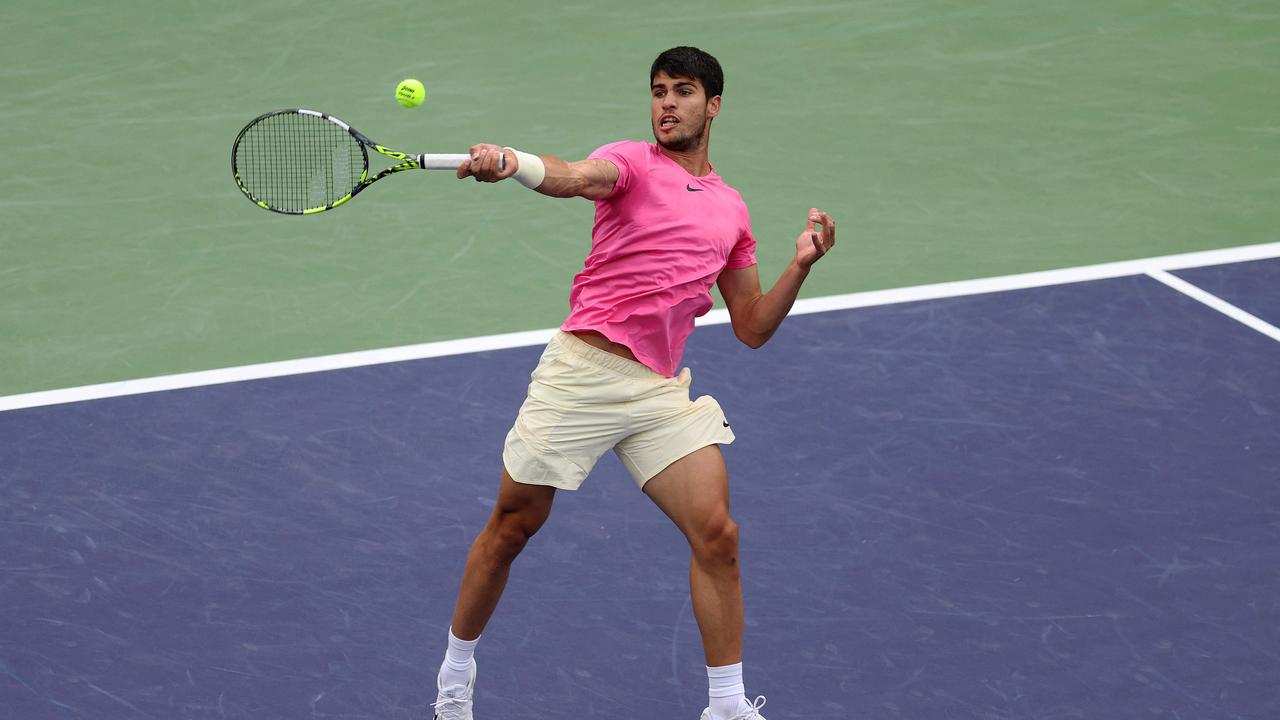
left=433, top=46, right=835, bottom=720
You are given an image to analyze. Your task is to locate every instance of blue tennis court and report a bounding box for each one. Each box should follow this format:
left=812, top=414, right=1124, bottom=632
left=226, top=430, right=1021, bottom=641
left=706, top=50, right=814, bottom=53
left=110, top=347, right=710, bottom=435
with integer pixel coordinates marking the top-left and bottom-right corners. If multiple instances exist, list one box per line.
left=2, top=256, right=1277, bottom=719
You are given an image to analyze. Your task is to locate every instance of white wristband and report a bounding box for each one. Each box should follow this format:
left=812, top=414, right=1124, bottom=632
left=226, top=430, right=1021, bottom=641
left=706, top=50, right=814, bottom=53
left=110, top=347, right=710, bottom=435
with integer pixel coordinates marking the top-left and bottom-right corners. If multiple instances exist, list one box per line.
left=503, top=147, right=546, bottom=190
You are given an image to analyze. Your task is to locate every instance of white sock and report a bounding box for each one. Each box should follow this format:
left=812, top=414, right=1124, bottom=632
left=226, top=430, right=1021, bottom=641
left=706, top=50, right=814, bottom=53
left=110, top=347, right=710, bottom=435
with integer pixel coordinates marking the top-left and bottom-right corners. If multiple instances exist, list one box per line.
left=438, top=628, right=479, bottom=688
left=707, top=662, right=751, bottom=719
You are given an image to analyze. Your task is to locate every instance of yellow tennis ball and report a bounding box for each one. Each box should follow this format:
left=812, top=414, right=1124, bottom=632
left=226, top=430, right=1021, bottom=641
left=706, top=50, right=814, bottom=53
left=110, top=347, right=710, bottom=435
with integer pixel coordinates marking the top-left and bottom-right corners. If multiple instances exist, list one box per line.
left=396, top=78, right=425, bottom=108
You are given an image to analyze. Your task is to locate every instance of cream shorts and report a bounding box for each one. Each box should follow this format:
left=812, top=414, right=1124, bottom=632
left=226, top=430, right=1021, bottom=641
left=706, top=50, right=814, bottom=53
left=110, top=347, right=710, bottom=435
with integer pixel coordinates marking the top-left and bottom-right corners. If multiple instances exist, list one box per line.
left=502, top=332, right=735, bottom=490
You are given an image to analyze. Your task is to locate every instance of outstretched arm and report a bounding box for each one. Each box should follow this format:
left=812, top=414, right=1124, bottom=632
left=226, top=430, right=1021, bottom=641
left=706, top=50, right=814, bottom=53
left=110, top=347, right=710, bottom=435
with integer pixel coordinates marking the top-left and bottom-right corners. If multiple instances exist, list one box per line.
left=716, top=208, right=837, bottom=348
left=456, top=144, right=618, bottom=201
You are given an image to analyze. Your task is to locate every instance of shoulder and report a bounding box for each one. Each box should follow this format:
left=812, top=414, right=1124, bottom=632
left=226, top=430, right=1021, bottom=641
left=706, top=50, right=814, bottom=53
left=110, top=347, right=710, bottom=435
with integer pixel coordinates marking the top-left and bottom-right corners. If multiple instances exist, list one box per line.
left=713, top=175, right=750, bottom=211
left=588, top=142, right=657, bottom=198
left=717, top=181, right=754, bottom=230
left=589, top=140, right=656, bottom=162
left=724, top=183, right=747, bottom=206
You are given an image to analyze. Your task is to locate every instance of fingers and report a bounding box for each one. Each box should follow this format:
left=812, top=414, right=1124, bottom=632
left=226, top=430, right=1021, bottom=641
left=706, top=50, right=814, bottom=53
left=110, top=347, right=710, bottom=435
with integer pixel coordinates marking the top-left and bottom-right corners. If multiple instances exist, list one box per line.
left=473, top=146, right=500, bottom=179
left=809, top=207, right=836, bottom=247
left=800, top=207, right=837, bottom=266
left=459, top=144, right=508, bottom=182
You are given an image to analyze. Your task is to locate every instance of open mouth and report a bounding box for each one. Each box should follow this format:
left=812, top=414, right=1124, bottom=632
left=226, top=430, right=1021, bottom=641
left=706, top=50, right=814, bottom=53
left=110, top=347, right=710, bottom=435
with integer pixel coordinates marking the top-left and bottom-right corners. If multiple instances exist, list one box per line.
left=659, top=115, right=679, bottom=130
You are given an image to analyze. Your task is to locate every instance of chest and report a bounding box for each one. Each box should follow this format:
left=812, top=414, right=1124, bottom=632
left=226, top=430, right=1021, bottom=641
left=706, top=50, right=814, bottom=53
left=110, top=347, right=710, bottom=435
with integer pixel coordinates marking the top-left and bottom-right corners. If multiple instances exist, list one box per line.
left=636, top=169, right=742, bottom=252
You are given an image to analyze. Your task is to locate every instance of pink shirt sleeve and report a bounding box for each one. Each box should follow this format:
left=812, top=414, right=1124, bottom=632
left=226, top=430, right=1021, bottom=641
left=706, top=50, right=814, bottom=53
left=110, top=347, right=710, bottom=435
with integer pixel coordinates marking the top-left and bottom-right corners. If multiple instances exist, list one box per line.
left=727, top=200, right=758, bottom=269
left=588, top=141, right=645, bottom=198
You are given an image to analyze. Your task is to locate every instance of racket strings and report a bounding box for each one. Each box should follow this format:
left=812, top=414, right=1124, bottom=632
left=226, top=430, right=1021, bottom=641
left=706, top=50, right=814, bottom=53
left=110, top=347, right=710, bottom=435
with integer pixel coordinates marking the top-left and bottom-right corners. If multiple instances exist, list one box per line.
left=235, top=112, right=364, bottom=213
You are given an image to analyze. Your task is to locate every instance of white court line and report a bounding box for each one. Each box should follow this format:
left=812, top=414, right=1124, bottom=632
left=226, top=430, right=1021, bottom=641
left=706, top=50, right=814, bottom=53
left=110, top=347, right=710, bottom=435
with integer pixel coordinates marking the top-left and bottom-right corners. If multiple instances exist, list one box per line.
left=2, top=241, right=1278, bottom=414
left=1146, top=270, right=1280, bottom=343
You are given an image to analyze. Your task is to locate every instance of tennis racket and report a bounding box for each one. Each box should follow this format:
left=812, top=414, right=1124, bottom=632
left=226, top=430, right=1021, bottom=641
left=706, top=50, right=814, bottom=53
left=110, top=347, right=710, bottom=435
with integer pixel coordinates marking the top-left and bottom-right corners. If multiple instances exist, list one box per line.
left=231, top=108, right=500, bottom=215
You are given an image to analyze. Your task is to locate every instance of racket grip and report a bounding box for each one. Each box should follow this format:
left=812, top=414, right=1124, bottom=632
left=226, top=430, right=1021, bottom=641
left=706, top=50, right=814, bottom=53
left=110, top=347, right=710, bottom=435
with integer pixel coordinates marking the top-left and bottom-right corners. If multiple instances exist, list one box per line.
left=418, top=153, right=505, bottom=171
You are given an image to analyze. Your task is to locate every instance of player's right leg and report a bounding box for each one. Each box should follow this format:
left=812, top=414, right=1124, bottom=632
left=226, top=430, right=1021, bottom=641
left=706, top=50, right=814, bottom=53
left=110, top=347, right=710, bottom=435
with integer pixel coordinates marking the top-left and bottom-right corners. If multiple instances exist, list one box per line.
left=433, top=331, right=637, bottom=718
left=450, top=467, right=556, bottom=638
left=433, top=468, right=555, bottom=720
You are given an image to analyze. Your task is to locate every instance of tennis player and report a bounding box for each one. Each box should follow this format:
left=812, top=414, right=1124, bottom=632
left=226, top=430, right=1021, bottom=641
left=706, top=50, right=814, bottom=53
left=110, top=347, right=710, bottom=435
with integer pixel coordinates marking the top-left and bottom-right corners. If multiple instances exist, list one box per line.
left=432, top=46, right=835, bottom=720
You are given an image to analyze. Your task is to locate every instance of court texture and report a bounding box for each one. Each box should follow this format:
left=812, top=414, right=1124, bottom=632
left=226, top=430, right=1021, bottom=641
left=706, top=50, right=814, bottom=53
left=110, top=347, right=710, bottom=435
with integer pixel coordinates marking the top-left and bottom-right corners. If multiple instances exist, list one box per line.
left=1, top=1, right=1277, bottom=718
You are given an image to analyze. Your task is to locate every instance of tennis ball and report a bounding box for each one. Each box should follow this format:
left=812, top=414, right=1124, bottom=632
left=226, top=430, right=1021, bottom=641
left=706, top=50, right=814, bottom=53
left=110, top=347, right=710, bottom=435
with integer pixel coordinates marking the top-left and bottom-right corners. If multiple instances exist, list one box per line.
left=396, top=78, right=425, bottom=108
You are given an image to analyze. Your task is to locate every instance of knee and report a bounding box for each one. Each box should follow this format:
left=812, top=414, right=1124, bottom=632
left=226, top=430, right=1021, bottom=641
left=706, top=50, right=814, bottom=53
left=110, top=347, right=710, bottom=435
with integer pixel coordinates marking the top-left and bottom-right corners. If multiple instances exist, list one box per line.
left=480, top=512, right=542, bottom=565
left=690, top=514, right=739, bottom=568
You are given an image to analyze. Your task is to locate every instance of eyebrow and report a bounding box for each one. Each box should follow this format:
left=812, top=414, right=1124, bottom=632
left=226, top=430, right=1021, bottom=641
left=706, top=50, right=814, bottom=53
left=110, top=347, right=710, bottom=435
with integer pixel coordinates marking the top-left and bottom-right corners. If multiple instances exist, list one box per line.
left=652, top=81, right=698, bottom=90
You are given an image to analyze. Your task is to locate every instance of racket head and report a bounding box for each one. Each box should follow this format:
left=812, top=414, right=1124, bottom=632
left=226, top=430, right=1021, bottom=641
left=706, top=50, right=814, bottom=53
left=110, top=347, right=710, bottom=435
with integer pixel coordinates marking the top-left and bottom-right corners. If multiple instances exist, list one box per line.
left=231, top=109, right=370, bottom=215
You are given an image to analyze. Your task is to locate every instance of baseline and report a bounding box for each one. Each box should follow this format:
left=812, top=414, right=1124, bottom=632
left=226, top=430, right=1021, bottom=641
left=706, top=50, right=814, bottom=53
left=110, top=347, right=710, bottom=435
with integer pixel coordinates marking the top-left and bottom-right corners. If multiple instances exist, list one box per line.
left=2, top=241, right=1277, bottom=413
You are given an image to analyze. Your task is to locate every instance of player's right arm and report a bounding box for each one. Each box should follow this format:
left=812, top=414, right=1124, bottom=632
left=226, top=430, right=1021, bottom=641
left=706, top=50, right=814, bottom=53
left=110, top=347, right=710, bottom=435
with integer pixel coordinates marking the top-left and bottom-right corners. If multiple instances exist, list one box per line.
left=457, top=144, right=618, bottom=201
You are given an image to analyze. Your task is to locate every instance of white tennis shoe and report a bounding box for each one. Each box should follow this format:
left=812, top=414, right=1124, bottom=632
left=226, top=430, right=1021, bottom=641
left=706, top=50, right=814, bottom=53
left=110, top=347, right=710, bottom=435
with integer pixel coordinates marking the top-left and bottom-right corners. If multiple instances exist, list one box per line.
left=700, top=695, right=768, bottom=720
left=432, top=659, right=476, bottom=720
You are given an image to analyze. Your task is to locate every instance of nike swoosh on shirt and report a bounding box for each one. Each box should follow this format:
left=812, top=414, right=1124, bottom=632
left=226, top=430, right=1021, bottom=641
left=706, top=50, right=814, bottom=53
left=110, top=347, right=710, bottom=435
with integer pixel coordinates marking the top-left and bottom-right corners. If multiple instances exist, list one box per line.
left=686, top=185, right=703, bottom=192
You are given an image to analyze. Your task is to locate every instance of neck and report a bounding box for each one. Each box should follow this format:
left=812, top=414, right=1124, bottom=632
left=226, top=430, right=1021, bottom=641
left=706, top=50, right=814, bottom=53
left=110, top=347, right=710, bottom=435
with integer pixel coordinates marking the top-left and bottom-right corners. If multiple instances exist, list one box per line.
left=658, top=137, right=712, bottom=177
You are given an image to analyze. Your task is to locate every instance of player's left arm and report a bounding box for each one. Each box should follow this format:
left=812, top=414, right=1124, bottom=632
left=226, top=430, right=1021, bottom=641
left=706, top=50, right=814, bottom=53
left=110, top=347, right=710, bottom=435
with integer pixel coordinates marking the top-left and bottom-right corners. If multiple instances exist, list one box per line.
left=717, top=208, right=836, bottom=349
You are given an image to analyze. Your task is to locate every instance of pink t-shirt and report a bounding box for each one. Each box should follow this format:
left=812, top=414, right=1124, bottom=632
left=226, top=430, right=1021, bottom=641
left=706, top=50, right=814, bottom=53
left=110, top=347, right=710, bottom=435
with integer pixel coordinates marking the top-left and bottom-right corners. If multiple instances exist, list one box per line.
left=560, top=141, right=758, bottom=376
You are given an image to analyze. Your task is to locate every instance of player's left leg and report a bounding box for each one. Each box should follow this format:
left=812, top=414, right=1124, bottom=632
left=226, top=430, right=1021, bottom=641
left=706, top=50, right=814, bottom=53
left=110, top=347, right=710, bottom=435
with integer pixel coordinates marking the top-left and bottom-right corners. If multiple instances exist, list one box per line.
left=644, top=445, right=742, bottom=664
left=643, top=445, right=767, bottom=720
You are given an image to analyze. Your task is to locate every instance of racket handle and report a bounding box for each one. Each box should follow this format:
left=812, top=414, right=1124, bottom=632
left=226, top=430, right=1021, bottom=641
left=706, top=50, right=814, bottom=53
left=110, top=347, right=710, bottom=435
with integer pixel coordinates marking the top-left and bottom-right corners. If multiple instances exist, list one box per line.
left=418, top=153, right=506, bottom=171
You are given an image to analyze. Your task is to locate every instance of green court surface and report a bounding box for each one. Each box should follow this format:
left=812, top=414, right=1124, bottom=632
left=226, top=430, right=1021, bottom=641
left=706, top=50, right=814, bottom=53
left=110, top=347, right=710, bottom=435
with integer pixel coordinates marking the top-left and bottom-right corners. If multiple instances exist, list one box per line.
left=1, top=1, right=1276, bottom=396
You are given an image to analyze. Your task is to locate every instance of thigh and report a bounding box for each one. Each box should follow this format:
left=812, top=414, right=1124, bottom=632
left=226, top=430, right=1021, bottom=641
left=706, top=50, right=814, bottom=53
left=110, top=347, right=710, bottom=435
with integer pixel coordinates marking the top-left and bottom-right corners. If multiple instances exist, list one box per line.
left=487, top=466, right=557, bottom=534
left=641, top=445, right=731, bottom=538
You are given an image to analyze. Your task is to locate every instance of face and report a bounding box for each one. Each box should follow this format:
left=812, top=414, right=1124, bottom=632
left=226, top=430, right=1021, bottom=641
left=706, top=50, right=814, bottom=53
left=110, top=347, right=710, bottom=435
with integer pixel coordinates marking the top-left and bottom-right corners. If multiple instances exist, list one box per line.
left=651, top=71, right=721, bottom=152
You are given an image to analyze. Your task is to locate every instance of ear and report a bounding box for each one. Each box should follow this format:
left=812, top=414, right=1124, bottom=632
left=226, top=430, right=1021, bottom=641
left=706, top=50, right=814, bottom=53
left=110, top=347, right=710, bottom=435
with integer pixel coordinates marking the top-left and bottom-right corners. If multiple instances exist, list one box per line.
left=706, top=94, right=722, bottom=120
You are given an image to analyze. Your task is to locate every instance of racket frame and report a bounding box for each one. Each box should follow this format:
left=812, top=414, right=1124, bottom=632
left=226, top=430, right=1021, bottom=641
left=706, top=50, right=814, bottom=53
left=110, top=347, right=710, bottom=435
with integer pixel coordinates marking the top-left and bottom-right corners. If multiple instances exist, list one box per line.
left=231, top=108, right=471, bottom=215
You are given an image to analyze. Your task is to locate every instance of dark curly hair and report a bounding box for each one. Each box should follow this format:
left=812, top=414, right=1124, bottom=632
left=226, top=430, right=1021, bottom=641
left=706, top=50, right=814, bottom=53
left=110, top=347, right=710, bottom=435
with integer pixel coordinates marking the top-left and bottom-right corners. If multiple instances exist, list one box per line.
left=650, top=46, right=724, bottom=98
